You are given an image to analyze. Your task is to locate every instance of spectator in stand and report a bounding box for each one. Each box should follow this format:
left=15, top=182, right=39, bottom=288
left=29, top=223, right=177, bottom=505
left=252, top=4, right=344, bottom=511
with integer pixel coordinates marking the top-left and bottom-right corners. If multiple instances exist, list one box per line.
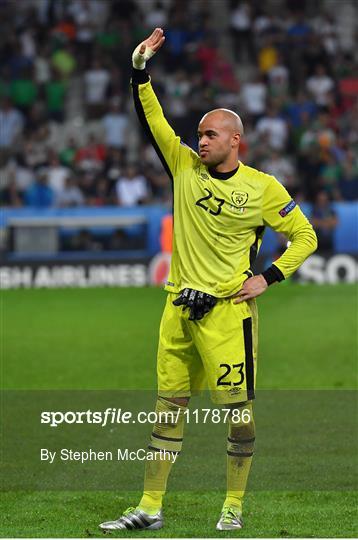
left=267, top=53, right=289, bottom=98
left=52, top=14, right=77, bottom=44
left=312, top=12, right=338, bottom=57
left=261, top=150, right=297, bottom=190
left=0, top=98, right=24, bottom=150
left=59, top=137, right=78, bottom=168
left=306, top=64, right=334, bottom=109
left=315, top=112, right=337, bottom=157
left=10, top=67, right=38, bottom=116
left=0, top=177, right=23, bottom=207
left=335, top=1, right=356, bottom=53
left=339, top=149, right=358, bottom=201
left=164, top=70, right=191, bottom=138
left=106, top=22, right=133, bottom=83
left=116, top=164, right=150, bottom=207
left=51, top=44, right=77, bottom=79
left=240, top=72, right=267, bottom=125
left=84, top=59, right=110, bottom=118
left=286, top=12, right=312, bottom=48
left=285, top=91, right=317, bottom=130
left=141, top=143, right=163, bottom=174
left=47, top=151, right=71, bottom=194
left=183, top=74, right=215, bottom=147
left=253, top=11, right=283, bottom=51
left=23, top=125, right=51, bottom=169
left=289, top=109, right=312, bottom=152
left=55, top=174, right=85, bottom=207
left=68, top=0, right=97, bottom=67
left=106, top=65, right=125, bottom=99
left=311, top=190, right=338, bottom=252
left=230, top=1, right=253, bottom=62
left=25, top=169, right=54, bottom=208
left=25, top=101, right=47, bottom=134
left=147, top=168, right=172, bottom=205
left=45, top=69, right=67, bottom=122
left=144, top=1, right=168, bottom=30
left=19, top=27, right=37, bottom=62
left=34, top=46, right=51, bottom=92
left=104, top=148, right=124, bottom=189
left=96, top=19, right=121, bottom=53
left=325, top=90, right=346, bottom=132
left=257, top=35, right=278, bottom=75
left=102, top=97, right=128, bottom=151
left=318, top=153, right=342, bottom=200
left=163, top=14, right=190, bottom=71
left=92, top=177, right=111, bottom=206
left=7, top=39, right=33, bottom=80
left=297, top=143, right=323, bottom=201
left=75, top=134, right=106, bottom=172
left=212, top=47, right=239, bottom=95
left=237, top=118, right=254, bottom=162
left=302, top=34, right=329, bottom=77
left=256, top=106, right=288, bottom=151
left=79, top=172, right=97, bottom=205
left=196, top=36, right=220, bottom=84
left=1, top=154, right=35, bottom=196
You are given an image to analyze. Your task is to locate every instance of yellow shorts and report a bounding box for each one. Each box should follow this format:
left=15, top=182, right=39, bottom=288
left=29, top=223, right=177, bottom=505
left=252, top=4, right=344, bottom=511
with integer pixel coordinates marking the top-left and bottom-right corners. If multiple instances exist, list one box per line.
left=157, top=293, right=258, bottom=404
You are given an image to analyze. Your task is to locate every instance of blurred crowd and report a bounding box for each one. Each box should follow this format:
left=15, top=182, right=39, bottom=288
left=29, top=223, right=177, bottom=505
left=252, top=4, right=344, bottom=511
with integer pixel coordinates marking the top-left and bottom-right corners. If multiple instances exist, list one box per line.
left=0, top=0, right=357, bottom=212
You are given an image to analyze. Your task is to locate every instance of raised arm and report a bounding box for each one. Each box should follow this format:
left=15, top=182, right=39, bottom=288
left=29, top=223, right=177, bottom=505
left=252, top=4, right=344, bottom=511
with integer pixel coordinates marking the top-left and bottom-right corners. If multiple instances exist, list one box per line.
left=131, top=28, right=198, bottom=180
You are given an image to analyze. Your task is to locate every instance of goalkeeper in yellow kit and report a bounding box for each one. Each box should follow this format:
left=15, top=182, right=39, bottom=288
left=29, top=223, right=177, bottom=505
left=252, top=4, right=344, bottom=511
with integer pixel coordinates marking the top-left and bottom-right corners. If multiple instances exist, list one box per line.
left=99, top=28, right=317, bottom=532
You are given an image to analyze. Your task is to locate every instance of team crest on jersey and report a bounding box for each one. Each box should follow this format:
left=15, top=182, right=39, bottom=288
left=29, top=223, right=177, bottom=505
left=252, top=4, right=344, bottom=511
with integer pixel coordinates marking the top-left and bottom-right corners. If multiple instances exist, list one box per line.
left=231, top=190, right=248, bottom=207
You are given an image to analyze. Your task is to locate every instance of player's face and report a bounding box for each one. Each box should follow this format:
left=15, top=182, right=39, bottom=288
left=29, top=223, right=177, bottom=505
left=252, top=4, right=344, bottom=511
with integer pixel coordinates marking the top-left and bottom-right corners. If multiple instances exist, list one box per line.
left=197, top=114, right=238, bottom=168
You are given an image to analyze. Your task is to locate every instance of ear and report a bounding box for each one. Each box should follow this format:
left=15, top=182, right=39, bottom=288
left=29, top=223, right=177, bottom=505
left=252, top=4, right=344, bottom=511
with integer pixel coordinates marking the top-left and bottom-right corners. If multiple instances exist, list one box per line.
left=232, top=133, right=241, bottom=148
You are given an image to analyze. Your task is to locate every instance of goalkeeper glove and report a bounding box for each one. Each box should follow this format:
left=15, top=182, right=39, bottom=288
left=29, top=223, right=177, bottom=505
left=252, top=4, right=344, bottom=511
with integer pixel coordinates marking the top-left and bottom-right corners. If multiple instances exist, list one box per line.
left=173, top=288, right=217, bottom=321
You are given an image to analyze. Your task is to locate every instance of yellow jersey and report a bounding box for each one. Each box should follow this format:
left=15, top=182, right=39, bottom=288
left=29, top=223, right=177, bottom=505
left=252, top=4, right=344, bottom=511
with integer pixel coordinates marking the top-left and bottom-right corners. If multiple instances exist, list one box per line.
left=132, top=70, right=317, bottom=297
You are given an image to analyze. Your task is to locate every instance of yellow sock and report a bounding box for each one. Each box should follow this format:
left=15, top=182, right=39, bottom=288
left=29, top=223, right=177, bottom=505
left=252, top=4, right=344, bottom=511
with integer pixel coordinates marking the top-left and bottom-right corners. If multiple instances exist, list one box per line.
left=138, top=397, right=186, bottom=514
left=224, top=401, right=255, bottom=512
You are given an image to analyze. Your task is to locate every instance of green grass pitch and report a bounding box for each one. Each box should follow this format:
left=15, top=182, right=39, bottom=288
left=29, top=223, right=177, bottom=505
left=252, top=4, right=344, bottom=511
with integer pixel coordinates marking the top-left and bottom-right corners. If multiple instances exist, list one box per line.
left=1, top=284, right=357, bottom=538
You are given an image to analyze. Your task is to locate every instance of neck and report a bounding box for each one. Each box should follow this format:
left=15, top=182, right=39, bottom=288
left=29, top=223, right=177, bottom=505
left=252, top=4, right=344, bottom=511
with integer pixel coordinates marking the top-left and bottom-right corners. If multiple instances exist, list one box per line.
left=212, top=159, right=240, bottom=173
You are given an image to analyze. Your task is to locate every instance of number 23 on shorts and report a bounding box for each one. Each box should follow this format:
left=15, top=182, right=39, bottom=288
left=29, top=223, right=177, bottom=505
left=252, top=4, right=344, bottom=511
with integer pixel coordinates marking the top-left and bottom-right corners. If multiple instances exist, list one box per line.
left=217, top=362, right=245, bottom=387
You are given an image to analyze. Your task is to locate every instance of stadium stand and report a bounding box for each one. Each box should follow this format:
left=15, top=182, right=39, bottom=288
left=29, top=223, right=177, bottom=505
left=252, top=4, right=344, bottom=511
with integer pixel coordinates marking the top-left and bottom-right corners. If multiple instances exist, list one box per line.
left=0, top=0, right=356, bottom=260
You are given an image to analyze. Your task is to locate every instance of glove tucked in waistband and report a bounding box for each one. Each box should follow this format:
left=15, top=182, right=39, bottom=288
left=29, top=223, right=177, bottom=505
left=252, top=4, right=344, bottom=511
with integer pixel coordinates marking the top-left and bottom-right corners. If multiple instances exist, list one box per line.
left=172, top=288, right=217, bottom=321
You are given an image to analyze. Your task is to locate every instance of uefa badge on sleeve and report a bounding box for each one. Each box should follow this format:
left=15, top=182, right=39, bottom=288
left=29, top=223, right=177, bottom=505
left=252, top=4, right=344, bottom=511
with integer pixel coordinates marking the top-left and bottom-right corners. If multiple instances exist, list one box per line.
left=279, top=200, right=296, bottom=217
